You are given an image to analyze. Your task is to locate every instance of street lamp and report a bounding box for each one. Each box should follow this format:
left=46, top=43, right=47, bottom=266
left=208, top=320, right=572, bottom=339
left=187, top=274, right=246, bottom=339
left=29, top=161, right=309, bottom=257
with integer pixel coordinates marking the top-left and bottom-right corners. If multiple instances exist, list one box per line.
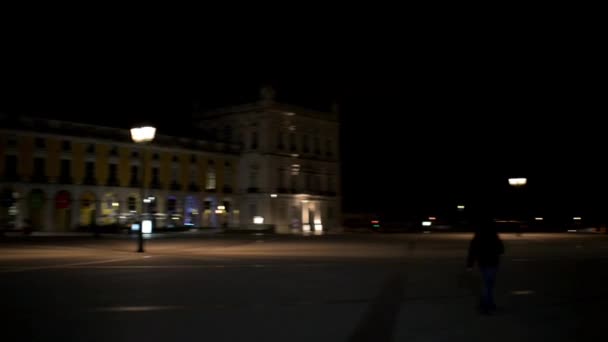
left=130, top=125, right=156, bottom=253
left=508, top=177, right=527, bottom=234
left=508, top=178, right=527, bottom=187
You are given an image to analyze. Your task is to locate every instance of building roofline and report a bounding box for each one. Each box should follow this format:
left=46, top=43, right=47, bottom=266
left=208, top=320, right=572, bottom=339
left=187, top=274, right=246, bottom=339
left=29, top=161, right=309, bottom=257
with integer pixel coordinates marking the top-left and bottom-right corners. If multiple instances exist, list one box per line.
left=0, top=114, right=241, bottom=155
left=198, top=101, right=339, bottom=122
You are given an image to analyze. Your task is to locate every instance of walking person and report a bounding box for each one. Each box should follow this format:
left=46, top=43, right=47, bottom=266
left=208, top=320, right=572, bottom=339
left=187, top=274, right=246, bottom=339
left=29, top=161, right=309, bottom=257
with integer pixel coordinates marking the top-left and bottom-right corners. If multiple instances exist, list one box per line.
left=466, top=215, right=504, bottom=314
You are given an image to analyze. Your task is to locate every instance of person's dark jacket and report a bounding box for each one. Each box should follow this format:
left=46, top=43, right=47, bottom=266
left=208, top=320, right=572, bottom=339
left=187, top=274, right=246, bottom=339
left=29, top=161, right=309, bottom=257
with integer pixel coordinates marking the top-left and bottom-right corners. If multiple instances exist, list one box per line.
left=466, top=232, right=505, bottom=268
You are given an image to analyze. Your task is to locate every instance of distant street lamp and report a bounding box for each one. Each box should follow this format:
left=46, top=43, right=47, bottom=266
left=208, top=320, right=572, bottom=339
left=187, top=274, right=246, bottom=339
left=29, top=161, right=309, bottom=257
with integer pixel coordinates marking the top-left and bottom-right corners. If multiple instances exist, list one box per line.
left=508, top=178, right=527, bottom=187
left=508, top=177, right=527, bottom=234
left=130, top=125, right=156, bottom=253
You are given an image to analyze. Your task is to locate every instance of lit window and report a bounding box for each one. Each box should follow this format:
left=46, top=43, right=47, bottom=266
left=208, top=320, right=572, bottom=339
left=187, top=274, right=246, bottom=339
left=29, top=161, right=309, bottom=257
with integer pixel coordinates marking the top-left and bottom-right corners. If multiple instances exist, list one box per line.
left=206, top=167, right=216, bottom=190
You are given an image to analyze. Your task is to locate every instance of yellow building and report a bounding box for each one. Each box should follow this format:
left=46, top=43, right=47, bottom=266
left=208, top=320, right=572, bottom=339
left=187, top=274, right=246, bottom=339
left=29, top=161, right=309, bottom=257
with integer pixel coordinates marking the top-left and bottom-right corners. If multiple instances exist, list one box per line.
left=0, top=116, right=239, bottom=232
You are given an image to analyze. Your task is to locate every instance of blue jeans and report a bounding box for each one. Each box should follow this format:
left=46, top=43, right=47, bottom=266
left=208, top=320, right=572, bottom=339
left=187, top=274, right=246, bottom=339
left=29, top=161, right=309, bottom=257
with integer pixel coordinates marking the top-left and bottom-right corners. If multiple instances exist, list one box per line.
left=480, top=267, right=497, bottom=310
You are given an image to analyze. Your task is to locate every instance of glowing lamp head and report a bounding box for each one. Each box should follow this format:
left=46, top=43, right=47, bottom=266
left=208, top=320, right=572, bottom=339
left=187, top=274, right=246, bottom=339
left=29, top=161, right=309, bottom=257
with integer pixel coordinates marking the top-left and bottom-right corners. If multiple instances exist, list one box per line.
left=130, top=126, right=156, bottom=143
left=508, top=178, right=527, bottom=187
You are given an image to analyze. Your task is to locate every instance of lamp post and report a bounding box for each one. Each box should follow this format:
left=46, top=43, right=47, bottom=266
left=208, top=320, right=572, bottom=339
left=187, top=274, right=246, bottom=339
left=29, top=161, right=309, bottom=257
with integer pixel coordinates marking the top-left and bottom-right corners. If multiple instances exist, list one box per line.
left=130, top=125, right=156, bottom=253
left=508, top=177, right=527, bottom=234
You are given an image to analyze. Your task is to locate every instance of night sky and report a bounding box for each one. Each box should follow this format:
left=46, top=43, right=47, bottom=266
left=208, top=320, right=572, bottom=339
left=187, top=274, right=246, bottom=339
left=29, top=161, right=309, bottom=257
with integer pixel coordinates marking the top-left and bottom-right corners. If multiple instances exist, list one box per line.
left=1, top=33, right=604, bottom=222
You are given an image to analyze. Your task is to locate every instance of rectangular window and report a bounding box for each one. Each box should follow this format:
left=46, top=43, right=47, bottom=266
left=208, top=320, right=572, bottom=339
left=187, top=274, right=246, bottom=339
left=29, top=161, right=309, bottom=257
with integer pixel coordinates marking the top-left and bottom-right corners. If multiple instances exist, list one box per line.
left=189, top=167, right=197, bottom=184
left=33, top=158, right=45, bottom=179
left=290, top=174, right=297, bottom=192
left=131, top=165, right=139, bottom=182
left=249, top=169, right=258, bottom=189
left=171, top=167, right=179, bottom=183
left=206, top=167, right=216, bottom=190
left=108, top=164, right=118, bottom=181
left=85, top=162, right=95, bottom=179
left=5, top=155, right=18, bottom=178
left=60, top=159, right=71, bottom=178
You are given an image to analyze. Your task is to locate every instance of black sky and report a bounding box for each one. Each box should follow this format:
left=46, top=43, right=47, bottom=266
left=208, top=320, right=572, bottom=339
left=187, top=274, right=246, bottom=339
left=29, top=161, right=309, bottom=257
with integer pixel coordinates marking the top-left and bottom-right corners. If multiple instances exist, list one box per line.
left=1, top=26, right=605, bottom=220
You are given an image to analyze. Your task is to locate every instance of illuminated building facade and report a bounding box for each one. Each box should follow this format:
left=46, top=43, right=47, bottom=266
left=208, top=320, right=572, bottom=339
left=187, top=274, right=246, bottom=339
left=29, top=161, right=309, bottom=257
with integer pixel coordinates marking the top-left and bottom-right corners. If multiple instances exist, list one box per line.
left=196, top=87, right=341, bottom=233
left=0, top=89, right=341, bottom=233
